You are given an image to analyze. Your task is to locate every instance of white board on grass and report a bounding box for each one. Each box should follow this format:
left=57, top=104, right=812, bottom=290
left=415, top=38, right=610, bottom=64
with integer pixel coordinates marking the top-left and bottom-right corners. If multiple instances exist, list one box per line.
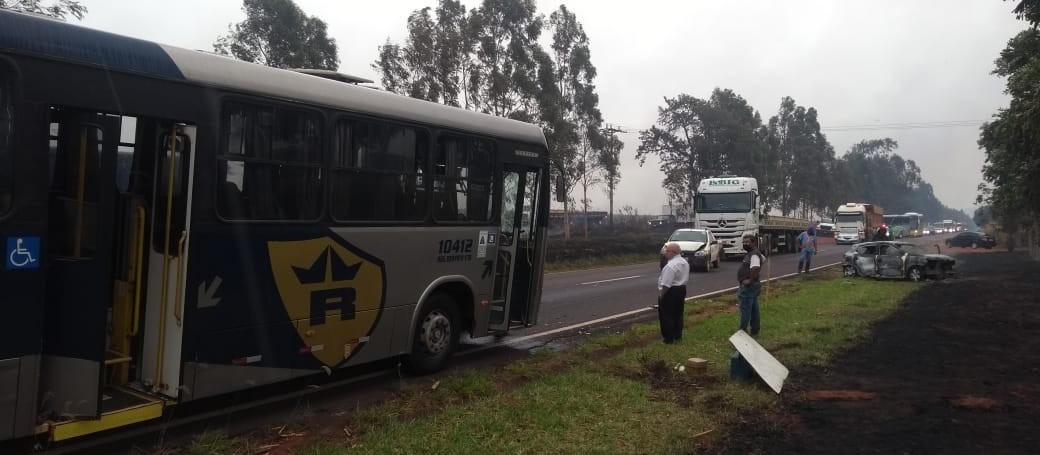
left=729, top=330, right=789, bottom=394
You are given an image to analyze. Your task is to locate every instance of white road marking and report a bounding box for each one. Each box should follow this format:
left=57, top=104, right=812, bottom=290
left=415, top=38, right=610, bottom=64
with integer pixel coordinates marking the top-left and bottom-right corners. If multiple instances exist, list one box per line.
left=578, top=275, right=642, bottom=286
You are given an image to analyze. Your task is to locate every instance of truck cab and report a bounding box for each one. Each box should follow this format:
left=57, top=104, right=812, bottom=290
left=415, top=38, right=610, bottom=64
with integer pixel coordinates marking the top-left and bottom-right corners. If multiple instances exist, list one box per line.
left=693, top=177, right=758, bottom=256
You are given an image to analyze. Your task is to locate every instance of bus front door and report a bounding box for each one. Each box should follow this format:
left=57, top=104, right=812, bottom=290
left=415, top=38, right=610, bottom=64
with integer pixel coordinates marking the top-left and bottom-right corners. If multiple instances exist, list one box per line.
left=489, top=164, right=543, bottom=331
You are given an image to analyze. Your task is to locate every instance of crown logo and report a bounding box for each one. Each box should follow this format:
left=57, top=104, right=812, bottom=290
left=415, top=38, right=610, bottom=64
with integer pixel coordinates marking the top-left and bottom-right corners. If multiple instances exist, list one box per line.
left=293, top=247, right=361, bottom=284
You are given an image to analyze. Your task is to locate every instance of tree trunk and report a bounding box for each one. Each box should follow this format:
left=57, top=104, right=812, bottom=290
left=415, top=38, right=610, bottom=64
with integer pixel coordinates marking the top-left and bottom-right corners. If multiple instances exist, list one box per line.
left=583, top=185, right=589, bottom=238
left=563, top=199, right=571, bottom=240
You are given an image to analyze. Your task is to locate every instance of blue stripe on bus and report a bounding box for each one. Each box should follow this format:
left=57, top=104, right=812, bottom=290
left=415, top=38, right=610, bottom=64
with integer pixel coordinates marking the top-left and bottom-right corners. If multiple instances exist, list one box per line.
left=0, top=10, right=184, bottom=80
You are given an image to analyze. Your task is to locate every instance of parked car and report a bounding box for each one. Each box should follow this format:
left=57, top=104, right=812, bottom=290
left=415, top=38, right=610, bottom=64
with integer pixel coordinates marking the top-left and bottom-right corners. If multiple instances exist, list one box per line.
left=660, top=228, right=721, bottom=272
left=648, top=214, right=677, bottom=230
left=945, top=231, right=996, bottom=249
left=842, top=241, right=955, bottom=282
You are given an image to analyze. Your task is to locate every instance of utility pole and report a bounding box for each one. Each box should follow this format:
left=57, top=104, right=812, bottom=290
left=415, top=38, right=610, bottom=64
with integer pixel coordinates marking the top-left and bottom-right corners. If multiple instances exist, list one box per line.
left=601, top=124, right=626, bottom=228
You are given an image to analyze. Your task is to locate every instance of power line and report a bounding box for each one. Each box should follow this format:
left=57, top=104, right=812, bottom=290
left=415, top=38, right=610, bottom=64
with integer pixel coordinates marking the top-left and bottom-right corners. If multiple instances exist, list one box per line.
left=822, top=120, right=986, bottom=132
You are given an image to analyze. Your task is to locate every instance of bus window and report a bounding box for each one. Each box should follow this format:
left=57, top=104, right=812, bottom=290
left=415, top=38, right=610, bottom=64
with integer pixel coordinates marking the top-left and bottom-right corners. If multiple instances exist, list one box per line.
left=434, top=136, right=493, bottom=222
left=48, top=124, right=104, bottom=258
left=0, top=67, right=11, bottom=216
left=331, top=119, right=427, bottom=222
left=218, top=102, right=323, bottom=221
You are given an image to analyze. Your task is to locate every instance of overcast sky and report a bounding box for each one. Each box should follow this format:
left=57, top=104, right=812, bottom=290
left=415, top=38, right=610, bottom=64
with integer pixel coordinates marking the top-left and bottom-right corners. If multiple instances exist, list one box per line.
left=77, top=0, right=1026, bottom=217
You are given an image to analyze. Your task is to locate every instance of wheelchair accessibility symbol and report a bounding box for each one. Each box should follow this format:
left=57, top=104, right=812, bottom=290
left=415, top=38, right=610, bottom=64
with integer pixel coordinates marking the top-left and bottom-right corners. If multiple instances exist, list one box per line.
left=6, top=237, right=40, bottom=270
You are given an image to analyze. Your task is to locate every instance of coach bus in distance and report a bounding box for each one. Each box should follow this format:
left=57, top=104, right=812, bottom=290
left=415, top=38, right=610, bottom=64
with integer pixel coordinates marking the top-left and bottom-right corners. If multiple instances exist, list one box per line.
left=0, top=10, right=549, bottom=443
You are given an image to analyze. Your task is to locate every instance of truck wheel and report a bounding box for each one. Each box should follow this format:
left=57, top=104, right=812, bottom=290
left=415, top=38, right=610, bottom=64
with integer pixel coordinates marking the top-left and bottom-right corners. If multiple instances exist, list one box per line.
left=843, top=265, right=857, bottom=277
left=405, top=293, right=460, bottom=374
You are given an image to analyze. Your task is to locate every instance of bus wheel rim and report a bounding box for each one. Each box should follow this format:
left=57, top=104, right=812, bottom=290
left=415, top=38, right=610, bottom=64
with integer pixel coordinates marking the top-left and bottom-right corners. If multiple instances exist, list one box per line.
left=421, top=310, right=451, bottom=354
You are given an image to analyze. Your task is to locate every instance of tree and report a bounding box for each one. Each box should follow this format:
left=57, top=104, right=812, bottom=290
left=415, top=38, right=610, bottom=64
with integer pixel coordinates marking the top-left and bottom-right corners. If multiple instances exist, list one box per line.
left=546, top=4, right=602, bottom=239
left=373, top=0, right=471, bottom=106
left=0, top=0, right=85, bottom=20
left=466, top=0, right=543, bottom=121
left=978, top=27, right=1040, bottom=232
left=214, top=0, right=339, bottom=70
left=636, top=89, right=766, bottom=219
left=764, top=97, right=833, bottom=217
left=974, top=205, right=993, bottom=227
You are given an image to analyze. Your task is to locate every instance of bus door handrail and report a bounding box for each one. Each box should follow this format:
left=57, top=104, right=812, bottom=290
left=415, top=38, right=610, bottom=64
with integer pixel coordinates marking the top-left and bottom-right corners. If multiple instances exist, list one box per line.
left=130, top=205, right=146, bottom=336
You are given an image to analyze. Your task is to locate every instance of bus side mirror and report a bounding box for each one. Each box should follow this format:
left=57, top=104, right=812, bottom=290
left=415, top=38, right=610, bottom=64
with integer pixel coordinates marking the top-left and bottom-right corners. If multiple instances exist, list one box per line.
left=555, top=175, right=565, bottom=202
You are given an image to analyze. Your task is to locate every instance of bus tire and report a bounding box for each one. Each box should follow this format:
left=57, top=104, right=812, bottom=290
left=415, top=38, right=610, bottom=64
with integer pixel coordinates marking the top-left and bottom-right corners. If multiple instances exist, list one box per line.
left=405, top=293, right=461, bottom=375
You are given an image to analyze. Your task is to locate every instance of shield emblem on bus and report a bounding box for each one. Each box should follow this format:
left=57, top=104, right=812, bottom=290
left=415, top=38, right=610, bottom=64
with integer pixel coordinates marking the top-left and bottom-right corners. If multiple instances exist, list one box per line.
left=267, top=237, right=385, bottom=368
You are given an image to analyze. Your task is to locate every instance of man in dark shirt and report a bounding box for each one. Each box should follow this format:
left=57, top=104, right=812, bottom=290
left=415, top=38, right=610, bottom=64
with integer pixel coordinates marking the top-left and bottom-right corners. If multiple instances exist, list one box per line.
left=737, top=234, right=764, bottom=336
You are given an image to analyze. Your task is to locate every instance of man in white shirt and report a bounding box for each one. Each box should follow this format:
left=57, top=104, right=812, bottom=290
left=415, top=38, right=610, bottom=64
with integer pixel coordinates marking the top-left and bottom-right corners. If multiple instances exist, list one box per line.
left=658, top=242, right=690, bottom=344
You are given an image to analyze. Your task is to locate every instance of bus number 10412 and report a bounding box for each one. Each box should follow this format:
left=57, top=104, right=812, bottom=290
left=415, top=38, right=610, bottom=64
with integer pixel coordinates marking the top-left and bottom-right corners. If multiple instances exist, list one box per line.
left=438, top=239, right=473, bottom=255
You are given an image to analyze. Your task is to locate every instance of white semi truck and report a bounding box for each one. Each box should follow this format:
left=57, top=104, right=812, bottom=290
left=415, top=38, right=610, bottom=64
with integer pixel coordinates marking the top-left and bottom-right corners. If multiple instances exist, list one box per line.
left=834, top=202, right=884, bottom=244
left=693, top=176, right=811, bottom=257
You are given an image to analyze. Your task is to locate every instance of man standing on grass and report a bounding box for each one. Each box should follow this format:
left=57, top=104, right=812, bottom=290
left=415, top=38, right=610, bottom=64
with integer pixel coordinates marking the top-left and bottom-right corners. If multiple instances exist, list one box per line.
left=657, top=242, right=689, bottom=344
left=737, top=234, right=764, bottom=336
left=797, top=226, right=818, bottom=274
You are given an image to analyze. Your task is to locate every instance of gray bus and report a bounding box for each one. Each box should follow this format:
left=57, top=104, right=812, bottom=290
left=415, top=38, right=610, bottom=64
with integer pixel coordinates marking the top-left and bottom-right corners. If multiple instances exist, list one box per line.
left=0, top=10, right=549, bottom=443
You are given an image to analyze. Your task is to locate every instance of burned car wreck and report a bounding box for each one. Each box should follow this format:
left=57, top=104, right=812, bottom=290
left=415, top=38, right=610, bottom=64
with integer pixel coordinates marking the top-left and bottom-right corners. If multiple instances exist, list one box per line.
left=842, top=241, right=955, bottom=281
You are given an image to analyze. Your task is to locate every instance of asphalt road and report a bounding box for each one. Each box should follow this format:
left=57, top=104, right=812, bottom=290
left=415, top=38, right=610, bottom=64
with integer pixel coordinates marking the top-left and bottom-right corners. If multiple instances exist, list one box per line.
left=479, top=235, right=952, bottom=346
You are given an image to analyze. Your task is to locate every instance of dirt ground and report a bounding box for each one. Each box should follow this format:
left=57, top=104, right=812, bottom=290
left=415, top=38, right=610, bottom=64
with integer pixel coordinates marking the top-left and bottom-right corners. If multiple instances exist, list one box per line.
left=712, top=250, right=1040, bottom=454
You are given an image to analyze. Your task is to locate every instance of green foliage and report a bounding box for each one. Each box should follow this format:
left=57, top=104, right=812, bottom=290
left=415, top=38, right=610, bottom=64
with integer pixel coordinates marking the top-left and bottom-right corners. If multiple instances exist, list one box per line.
left=0, top=0, right=85, bottom=20
left=1011, top=0, right=1040, bottom=25
left=186, top=430, right=241, bottom=455
left=373, top=2, right=470, bottom=106
left=374, top=2, right=616, bottom=240
left=546, top=4, right=605, bottom=239
left=974, top=205, right=993, bottom=227
left=978, top=17, right=1040, bottom=231
left=836, top=138, right=968, bottom=224
left=764, top=97, right=834, bottom=216
left=213, top=0, right=339, bottom=70
left=636, top=89, right=768, bottom=212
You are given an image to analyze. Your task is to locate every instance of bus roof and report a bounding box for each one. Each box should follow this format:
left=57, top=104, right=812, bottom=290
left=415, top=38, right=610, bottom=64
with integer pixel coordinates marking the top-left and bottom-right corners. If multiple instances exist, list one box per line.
left=0, top=10, right=547, bottom=146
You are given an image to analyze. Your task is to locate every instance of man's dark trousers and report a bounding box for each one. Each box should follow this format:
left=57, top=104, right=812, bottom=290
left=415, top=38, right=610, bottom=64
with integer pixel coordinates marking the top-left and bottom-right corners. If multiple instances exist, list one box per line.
left=658, top=285, right=687, bottom=342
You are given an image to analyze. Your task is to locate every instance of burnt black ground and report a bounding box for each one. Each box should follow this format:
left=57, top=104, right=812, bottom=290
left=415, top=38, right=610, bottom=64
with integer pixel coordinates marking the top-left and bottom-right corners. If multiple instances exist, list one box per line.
left=711, top=250, right=1040, bottom=455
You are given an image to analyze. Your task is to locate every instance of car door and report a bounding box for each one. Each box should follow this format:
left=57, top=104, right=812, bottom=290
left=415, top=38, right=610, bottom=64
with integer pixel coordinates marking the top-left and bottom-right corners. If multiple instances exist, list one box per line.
left=877, top=244, right=905, bottom=278
left=708, top=231, right=719, bottom=264
left=854, top=244, right=879, bottom=276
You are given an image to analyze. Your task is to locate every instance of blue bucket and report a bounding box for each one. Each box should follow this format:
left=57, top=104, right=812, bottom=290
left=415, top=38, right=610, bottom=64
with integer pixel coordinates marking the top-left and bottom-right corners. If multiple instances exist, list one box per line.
left=730, top=351, right=753, bottom=381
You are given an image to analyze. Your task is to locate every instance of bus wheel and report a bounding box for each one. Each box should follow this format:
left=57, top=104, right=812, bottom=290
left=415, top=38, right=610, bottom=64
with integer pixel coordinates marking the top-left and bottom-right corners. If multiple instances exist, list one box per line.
left=405, top=293, right=460, bottom=374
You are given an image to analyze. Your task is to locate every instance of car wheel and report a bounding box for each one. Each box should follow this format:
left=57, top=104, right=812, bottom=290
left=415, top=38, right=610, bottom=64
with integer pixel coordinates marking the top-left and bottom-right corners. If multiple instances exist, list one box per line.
left=405, top=293, right=461, bottom=375
left=843, top=265, right=857, bottom=277
left=907, top=266, right=923, bottom=282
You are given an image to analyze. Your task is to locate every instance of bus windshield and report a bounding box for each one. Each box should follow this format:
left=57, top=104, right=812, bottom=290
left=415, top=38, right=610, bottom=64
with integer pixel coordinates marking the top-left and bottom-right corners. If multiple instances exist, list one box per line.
left=695, top=192, right=752, bottom=213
